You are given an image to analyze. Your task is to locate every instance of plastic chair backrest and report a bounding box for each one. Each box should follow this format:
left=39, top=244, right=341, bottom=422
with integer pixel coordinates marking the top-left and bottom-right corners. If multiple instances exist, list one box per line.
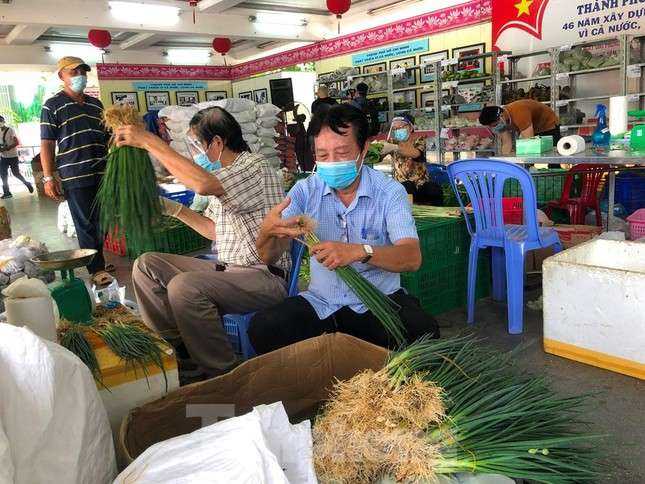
left=447, top=159, right=540, bottom=242
left=559, top=164, right=608, bottom=204
left=287, top=241, right=305, bottom=297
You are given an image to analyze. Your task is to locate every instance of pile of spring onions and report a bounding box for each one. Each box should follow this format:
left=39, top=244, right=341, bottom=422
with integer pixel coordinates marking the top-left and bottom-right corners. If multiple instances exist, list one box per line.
left=298, top=217, right=406, bottom=346
left=58, top=306, right=170, bottom=390
left=97, top=105, right=162, bottom=249
left=314, top=335, right=604, bottom=483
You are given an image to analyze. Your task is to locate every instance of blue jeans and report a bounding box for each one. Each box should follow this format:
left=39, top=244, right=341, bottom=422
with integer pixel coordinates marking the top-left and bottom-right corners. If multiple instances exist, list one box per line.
left=64, top=185, right=105, bottom=274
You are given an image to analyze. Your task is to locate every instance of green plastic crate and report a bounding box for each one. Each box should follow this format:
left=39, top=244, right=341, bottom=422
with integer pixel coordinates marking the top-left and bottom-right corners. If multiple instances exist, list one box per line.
left=401, top=215, right=491, bottom=316
left=503, top=169, right=567, bottom=207
left=126, top=219, right=210, bottom=259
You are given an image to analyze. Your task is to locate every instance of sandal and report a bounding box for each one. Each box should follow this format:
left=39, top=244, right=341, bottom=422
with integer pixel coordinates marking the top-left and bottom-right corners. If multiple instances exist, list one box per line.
left=105, top=264, right=116, bottom=274
left=92, top=270, right=114, bottom=287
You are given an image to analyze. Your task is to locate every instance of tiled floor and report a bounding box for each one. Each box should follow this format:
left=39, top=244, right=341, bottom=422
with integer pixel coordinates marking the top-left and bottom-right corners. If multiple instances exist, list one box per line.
left=3, top=189, right=644, bottom=482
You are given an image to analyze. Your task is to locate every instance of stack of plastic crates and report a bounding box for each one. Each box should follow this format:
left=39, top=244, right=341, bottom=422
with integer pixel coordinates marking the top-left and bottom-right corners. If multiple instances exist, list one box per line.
left=125, top=218, right=210, bottom=259
left=401, top=214, right=491, bottom=316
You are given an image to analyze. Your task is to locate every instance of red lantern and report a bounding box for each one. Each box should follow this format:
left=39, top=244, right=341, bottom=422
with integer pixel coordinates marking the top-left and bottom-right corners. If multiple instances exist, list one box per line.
left=326, top=0, right=351, bottom=34
left=88, top=29, right=112, bottom=49
left=212, top=38, right=232, bottom=55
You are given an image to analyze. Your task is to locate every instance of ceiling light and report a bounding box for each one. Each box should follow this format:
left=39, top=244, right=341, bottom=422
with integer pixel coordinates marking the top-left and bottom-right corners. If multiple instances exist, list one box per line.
left=367, top=0, right=423, bottom=15
left=166, top=48, right=212, bottom=65
left=109, top=1, right=180, bottom=26
left=250, top=12, right=307, bottom=27
left=48, top=43, right=102, bottom=62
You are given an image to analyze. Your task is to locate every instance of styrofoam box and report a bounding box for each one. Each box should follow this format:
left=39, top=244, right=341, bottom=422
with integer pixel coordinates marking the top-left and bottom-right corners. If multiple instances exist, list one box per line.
left=543, top=239, right=645, bottom=379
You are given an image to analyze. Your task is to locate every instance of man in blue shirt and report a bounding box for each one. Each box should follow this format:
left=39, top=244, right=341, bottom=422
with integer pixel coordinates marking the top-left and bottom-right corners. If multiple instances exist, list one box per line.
left=40, top=57, right=111, bottom=283
left=250, top=104, right=438, bottom=352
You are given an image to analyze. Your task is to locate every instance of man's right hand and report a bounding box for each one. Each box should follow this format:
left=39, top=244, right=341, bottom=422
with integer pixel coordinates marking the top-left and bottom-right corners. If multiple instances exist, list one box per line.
left=44, top=179, right=64, bottom=202
left=261, top=197, right=304, bottom=239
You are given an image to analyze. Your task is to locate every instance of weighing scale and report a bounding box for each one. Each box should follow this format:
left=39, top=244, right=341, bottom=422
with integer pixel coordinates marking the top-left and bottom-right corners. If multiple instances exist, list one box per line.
left=31, top=249, right=96, bottom=324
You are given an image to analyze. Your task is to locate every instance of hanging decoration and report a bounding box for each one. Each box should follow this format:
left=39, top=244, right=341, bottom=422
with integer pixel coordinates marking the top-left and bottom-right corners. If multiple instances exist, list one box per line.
left=212, top=37, right=232, bottom=66
left=327, top=0, right=351, bottom=35
left=88, top=29, right=112, bottom=63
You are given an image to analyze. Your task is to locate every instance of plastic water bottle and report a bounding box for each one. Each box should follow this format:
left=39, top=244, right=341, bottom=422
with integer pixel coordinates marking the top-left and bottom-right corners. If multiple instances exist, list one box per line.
left=592, top=104, right=610, bottom=147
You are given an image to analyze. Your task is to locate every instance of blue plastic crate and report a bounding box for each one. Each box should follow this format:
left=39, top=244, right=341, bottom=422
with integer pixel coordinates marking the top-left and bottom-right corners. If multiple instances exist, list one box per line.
left=615, top=172, right=645, bottom=216
left=223, top=313, right=256, bottom=359
left=160, top=189, right=195, bottom=207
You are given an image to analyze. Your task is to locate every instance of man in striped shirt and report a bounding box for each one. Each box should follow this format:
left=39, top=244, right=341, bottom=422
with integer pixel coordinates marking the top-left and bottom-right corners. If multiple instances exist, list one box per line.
left=40, top=56, right=110, bottom=282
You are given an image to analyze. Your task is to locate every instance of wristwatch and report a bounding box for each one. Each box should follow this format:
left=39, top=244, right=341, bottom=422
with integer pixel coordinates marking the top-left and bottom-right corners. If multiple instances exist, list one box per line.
left=42, top=176, right=54, bottom=183
left=361, top=244, right=374, bottom=263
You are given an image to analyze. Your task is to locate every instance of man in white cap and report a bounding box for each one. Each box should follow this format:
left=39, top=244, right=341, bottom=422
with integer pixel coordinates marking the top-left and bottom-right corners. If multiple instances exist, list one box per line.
left=40, top=57, right=112, bottom=285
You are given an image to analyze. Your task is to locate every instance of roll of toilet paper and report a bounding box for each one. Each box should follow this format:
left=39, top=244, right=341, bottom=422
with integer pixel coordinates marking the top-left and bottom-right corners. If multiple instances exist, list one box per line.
left=609, top=96, right=628, bottom=136
left=5, top=296, right=57, bottom=342
left=557, top=135, right=586, bottom=156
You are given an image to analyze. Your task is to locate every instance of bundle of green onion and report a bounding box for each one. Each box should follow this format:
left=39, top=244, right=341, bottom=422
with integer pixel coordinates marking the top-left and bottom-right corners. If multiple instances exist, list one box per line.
left=97, top=105, right=162, bottom=248
left=314, top=335, right=604, bottom=483
left=298, top=217, right=406, bottom=346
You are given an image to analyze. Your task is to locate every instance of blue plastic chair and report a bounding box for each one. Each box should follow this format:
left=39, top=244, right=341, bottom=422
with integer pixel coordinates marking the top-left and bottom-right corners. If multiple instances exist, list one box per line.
left=198, top=241, right=305, bottom=359
left=447, top=159, right=563, bottom=334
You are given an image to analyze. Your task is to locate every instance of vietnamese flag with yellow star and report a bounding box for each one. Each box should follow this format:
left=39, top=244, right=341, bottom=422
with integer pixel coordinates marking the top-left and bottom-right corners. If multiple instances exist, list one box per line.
left=492, top=0, right=549, bottom=47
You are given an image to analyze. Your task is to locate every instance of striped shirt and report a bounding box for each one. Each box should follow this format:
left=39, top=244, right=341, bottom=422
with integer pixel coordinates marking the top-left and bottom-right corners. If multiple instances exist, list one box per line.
left=204, top=151, right=291, bottom=273
left=40, top=91, right=108, bottom=189
left=283, top=167, right=419, bottom=319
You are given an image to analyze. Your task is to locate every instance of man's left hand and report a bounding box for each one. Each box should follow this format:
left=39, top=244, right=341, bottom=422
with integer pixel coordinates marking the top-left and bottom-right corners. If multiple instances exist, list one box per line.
left=310, top=242, right=364, bottom=270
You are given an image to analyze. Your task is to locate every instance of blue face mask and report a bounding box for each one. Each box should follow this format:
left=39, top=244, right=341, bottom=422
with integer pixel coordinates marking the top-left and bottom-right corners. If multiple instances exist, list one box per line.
left=69, top=75, right=87, bottom=94
left=194, top=153, right=221, bottom=172
left=316, top=158, right=362, bottom=190
left=492, top=120, right=507, bottom=134
left=393, top=128, right=410, bottom=142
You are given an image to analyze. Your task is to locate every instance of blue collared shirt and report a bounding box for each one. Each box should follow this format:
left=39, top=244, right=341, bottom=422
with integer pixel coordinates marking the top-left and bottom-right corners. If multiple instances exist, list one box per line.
left=283, top=166, right=418, bottom=319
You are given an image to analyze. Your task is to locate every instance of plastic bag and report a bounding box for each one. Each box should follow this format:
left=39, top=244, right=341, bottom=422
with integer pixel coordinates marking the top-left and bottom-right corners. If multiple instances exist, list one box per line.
left=240, top=122, right=257, bottom=134
left=232, top=109, right=257, bottom=124
left=0, top=325, right=116, bottom=483
left=114, top=402, right=316, bottom=484
left=243, top=133, right=259, bottom=144
left=258, top=127, right=278, bottom=138
left=257, top=116, right=279, bottom=128
left=2, top=277, right=49, bottom=298
left=256, top=104, right=281, bottom=118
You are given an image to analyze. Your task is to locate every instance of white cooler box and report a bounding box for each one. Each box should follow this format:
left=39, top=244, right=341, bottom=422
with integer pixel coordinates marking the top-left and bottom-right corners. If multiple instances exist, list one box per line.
left=543, top=239, right=645, bottom=379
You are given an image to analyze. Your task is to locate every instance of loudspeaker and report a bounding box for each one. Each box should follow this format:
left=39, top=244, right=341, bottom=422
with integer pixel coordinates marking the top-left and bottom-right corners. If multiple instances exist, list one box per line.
left=269, top=78, right=294, bottom=110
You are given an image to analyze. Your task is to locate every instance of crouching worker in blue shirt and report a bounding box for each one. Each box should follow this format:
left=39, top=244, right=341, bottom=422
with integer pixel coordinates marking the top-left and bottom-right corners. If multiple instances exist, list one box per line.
left=250, top=104, right=439, bottom=353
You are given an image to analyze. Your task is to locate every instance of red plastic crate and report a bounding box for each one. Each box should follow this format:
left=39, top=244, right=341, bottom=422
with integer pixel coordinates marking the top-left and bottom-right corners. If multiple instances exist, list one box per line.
left=503, top=197, right=523, bottom=224
left=104, top=230, right=127, bottom=256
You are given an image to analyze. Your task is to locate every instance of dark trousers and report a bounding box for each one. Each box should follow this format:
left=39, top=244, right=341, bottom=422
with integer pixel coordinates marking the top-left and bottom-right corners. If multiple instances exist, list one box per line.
left=248, top=290, right=439, bottom=355
left=0, top=157, right=30, bottom=195
left=538, top=126, right=562, bottom=169
left=64, top=185, right=105, bottom=274
left=402, top=180, right=444, bottom=206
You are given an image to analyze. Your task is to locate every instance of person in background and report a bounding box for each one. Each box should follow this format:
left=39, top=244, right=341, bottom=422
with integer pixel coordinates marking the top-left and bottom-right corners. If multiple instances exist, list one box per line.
left=0, top=116, right=33, bottom=199
left=311, top=85, right=337, bottom=117
left=479, top=99, right=561, bottom=155
left=114, top=107, right=291, bottom=382
left=40, top=56, right=112, bottom=285
left=249, top=104, right=439, bottom=354
left=350, top=82, right=369, bottom=112
left=382, top=114, right=443, bottom=205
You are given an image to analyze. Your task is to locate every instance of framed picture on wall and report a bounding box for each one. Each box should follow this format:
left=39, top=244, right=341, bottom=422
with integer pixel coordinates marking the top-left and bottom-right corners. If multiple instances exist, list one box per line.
left=362, top=62, right=387, bottom=74
left=176, top=91, right=199, bottom=106
left=239, top=91, right=253, bottom=100
left=452, top=43, right=486, bottom=75
left=253, top=88, right=268, bottom=104
left=145, top=91, right=170, bottom=111
left=206, top=91, right=228, bottom=101
left=420, top=89, right=449, bottom=109
left=390, top=57, right=417, bottom=89
left=392, top=89, right=417, bottom=110
left=419, top=50, right=449, bottom=83
left=111, top=92, right=139, bottom=110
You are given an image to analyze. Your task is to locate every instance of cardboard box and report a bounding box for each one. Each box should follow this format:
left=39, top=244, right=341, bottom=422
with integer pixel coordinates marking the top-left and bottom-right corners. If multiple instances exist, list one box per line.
left=118, top=333, right=388, bottom=465
left=554, top=224, right=602, bottom=249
